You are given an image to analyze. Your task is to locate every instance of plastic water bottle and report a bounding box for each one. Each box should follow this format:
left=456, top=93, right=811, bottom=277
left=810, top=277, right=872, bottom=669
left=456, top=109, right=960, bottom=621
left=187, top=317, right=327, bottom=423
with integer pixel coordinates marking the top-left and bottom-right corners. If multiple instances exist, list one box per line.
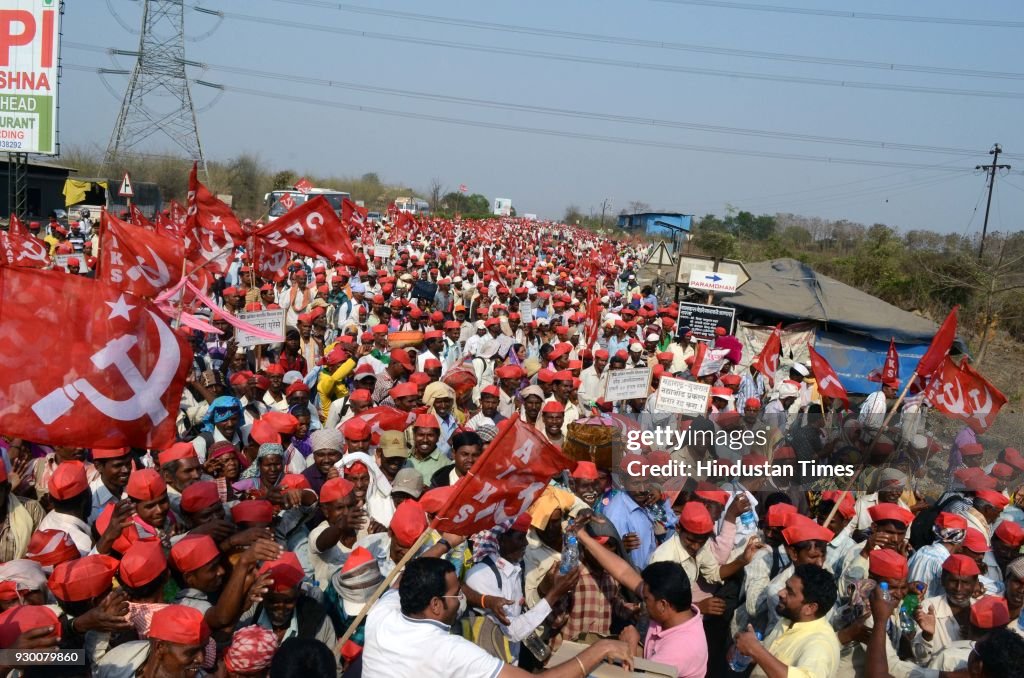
left=560, top=534, right=580, bottom=574
left=879, top=582, right=891, bottom=602
left=726, top=631, right=763, bottom=672
left=739, top=510, right=757, bottom=531
left=521, top=628, right=551, bottom=662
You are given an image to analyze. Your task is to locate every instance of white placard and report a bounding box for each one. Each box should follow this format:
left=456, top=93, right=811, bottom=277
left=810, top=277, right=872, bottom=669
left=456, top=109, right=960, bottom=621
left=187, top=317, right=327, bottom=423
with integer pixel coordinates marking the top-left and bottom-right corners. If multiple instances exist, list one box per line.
left=373, top=244, right=393, bottom=259
left=654, top=376, right=710, bottom=416
left=235, top=309, right=286, bottom=348
left=604, top=367, right=652, bottom=401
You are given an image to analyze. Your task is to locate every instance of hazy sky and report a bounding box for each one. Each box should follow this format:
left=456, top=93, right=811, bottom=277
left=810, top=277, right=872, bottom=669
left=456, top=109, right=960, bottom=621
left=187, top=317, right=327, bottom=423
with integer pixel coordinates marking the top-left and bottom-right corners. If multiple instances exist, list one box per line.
left=61, top=0, right=1024, bottom=232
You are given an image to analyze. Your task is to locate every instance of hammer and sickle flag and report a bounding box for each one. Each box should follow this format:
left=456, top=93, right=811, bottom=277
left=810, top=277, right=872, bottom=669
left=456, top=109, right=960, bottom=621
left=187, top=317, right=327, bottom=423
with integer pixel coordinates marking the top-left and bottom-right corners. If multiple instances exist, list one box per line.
left=0, top=267, right=192, bottom=448
left=100, top=211, right=184, bottom=298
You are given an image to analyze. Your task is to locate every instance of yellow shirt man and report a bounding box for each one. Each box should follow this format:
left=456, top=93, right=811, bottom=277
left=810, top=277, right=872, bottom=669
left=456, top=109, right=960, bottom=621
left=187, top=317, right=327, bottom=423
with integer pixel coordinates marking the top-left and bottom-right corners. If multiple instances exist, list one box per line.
left=751, top=616, right=840, bottom=678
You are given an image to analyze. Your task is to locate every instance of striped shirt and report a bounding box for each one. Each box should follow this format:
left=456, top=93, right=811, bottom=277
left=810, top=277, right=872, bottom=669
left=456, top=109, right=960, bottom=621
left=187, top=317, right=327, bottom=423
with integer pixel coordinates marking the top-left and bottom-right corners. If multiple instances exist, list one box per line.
left=737, top=372, right=768, bottom=411
left=907, top=543, right=952, bottom=598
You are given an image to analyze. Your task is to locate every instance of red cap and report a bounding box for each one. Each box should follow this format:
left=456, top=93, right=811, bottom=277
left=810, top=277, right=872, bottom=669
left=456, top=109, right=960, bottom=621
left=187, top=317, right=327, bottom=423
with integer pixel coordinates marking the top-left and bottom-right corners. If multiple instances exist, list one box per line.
left=0, top=605, right=61, bottom=648
left=280, top=474, right=312, bottom=492
left=92, top=447, right=130, bottom=460
left=181, top=481, right=220, bottom=513
left=744, top=398, right=761, bottom=411
left=541, top=400, right=565, bottom=414
left=285, top=381, right=310, bottom=396
left=390, top=349, right=413, bottom=369
left=159, top=441, right=197, bottom=465
left=420, top=486, right=455, bottom=514
left=774, top=446, right=796, bottom=461
left=149, top=605, right=211, bottom=646
left=413, top=413, right=440, bottom=430
left=25, top=529, right=80, bottom=567
left=262, top=412, right=299, bottom=434
left=962, top=528, right=988, bottom=554
left=679, top=502, right=714, bottom=535
left=974, top=490, right=1010, bottom=510
left=264, top=363, right=286, bottom=376
left=868, top=549, right=908, bottom=579
left=249, top=419, right=282, bottom=446
left=390, top=499, right=427, bottom=547
left=509, top=512, right=533, bottom=533
left=783, top=519, right=834, bottom=545
left=320, top=477, right=355, bottom=504
left=935, top=512, right=968, bottom=530
left=694, top=483, right=729, bottom=506
left=48, top=460, right=89, bottom=500
left=259, top=551, right=305, bottom=592
left=342, top=417, right=372, bottom=440
left=480, top=385, right=500, bottom=398
left=231, top=500, right=275, bottom=525
left=119, top=540, right=168, bottom=588
left=48, top=554, right=119, bottom=602
left=494, top=365, right=525, bottom=380
left=570, top=461, right=600, bottom=480
left=994, top=520, right=1024, bottom=548
left=820, top=491, right=855, bottom=519
left=171, top=534, right=221, bottom=574
left=991, top=463, right=1014, bottom=480
left=867, top=503, right=914, bottom=527
left=971, top=596, right=1010, bottom=629
left=767, top=503, right=798, bottom=528
left=942, top=554, right=981, bottom=576
left=126, top=468, right=166, bottom=501
left=349, top=389, right=373, bottom=404
left=960, top=443, right=984, bottom=457
left=389, top=382, right=418, bottom=399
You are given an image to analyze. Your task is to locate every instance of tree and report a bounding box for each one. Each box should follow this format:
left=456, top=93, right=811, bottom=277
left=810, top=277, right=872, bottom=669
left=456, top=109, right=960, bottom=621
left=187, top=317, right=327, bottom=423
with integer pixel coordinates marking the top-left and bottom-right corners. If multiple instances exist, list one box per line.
left=627, top=200, right=651, bottom=214
left=564, top=204, right=584, bottom=225
left=271, top=170, right=296, bottom=190
left=692, top=230, right=738, bottom=259
left=427, top=178, right=445, bottom=212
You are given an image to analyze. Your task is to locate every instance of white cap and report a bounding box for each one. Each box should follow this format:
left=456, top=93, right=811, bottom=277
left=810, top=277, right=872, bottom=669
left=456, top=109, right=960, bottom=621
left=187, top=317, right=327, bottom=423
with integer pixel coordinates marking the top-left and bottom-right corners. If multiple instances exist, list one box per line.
left=475, top=320, right=486, bottom=330
left=645, top=333, right=659, bottom=342
left=778, top=383, right=800, bottom=399
left=791, top=363, right=810, bottom=377
left=629, top=344, right=643, bottom=353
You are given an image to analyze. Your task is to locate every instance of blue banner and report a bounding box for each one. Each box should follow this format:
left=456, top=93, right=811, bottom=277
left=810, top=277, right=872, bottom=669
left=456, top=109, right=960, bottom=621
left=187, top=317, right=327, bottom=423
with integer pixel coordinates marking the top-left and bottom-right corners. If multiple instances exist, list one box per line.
left=813, top=329, right=926, bottom=395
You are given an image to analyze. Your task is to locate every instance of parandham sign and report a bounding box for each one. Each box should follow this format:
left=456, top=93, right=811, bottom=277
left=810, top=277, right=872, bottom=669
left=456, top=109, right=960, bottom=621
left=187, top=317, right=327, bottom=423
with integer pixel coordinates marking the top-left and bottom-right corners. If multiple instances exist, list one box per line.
left=0, top=1, right=61, bottom=154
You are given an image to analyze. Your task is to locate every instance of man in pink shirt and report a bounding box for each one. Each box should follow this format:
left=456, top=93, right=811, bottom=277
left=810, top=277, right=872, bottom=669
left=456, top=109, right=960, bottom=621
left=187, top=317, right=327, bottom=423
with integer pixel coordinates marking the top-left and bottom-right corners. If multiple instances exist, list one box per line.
left=576, top=521, right=709, bottom=677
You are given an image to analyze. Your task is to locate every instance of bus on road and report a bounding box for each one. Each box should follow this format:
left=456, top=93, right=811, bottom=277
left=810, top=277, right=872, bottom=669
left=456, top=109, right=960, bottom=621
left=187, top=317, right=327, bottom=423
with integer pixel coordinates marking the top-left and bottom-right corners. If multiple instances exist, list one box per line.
left=264, top=188, right=351, bottom=221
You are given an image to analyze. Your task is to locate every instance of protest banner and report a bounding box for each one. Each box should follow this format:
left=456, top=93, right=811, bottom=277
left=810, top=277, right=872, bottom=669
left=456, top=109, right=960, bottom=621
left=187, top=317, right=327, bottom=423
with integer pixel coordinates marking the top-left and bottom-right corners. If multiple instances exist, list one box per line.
left=235, top=309, right=286, bottom=348
left=604, top=367, right=652, bottom=401
left=654, top=376, right=710, bottom=416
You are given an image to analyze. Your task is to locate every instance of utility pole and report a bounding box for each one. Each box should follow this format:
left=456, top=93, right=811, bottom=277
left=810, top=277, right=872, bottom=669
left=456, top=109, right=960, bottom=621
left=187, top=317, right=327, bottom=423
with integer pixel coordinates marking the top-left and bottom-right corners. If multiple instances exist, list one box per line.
left=599, top=197, right=612, bottom=229
left=976, top=143, right=1010, bottom=261
left=105, top=0, right=208, bottom=178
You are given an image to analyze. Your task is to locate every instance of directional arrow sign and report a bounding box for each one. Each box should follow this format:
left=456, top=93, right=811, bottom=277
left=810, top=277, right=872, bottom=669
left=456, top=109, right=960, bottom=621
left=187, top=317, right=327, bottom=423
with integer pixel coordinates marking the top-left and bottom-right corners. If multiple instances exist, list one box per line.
left=688, top=269, right=738, bottom=293
left=675, top=254, right=750, bottom=289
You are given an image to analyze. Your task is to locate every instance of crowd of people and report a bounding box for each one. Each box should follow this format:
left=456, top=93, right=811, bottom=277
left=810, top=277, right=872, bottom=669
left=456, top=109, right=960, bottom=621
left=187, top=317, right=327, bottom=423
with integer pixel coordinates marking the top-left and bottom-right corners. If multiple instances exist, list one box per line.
left=1, top=214, right=1022, bottom=678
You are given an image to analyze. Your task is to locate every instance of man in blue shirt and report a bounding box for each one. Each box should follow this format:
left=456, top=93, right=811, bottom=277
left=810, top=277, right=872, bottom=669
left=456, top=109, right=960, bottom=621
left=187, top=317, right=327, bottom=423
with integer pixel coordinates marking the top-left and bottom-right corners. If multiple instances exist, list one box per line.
left=601, top=467, right=677, bottom=570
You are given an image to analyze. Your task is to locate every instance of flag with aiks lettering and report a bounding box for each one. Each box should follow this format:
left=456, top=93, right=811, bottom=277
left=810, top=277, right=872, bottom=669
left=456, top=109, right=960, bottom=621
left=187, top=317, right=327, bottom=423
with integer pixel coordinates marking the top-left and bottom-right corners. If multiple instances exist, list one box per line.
left=0, top=267, right=191, bottom=448
left=100, top=211, right=184, bottom=298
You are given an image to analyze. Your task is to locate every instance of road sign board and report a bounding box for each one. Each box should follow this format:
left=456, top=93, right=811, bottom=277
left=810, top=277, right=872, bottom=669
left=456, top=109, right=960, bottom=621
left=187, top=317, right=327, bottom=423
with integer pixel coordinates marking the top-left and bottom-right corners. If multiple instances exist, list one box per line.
left=118, top=173, right=134, bottom=198
left=688, top=269, right=738, bottom=294
left=644, top=242, right=675, bottom=268
left=676, top=302, right=736, bottom=340
left=675, top=254, right=750, bottom=288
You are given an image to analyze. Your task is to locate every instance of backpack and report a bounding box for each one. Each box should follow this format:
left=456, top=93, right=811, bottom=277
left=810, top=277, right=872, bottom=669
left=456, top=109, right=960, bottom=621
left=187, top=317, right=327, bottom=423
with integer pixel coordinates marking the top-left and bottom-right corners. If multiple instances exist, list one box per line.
left=909, top=493, right=961, bottom=550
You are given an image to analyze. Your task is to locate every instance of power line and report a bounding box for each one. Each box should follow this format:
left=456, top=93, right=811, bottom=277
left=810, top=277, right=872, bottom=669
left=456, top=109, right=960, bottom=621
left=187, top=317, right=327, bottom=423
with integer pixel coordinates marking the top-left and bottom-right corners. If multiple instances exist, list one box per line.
left=647, top=0, right=1024, bottom=29
left=740, top=172, right=969, bottom=211
left=66, top=62, right=993, bottom=174
left=268, top=0, right=1024, bottom=81
left=62, top=43, right=1012, bottom=160
left=186, top=5, right=1024, bottom=101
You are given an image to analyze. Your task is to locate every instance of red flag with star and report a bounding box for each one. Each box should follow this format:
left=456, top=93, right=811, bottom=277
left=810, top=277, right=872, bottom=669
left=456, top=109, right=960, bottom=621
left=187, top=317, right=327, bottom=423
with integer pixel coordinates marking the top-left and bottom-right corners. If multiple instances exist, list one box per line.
left=923, top=356, right=1006, bottom=433
left=184, top=162, right=245, bottom=276
left=253, top=196, right=363, bottom=268
left=432, top=418, right=576, bottom=536
left=100, top=211, right=184, bottom=298
left=0, top=267, right=191, bottom=448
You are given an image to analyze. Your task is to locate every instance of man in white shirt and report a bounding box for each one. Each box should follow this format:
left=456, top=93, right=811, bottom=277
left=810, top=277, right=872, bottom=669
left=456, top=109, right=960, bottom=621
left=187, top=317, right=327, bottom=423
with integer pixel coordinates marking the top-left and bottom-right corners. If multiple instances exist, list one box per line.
left=859, top=379, right=898, bottom=433
left=362, top=557, right=634, bottom=678
left=577, top=349, right=609, bottom=410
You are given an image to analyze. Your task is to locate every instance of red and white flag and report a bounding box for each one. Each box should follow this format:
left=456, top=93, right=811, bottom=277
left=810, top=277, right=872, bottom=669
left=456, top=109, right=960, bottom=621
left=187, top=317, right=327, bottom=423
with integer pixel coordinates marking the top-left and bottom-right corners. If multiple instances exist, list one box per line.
left=8, top=214, right=30, bottom=239
left=293, top=177, right=313, bottom=194
left=100, top=212, right=184, bottom=298
left=916, top=307, right=958, bottom=380
left=341, top=198, right=367, bottom=229
left=128, top=204, right=153, bottom=229
left=184, top=162, right=245, bottom=276
left=254, top=195, right=362, bottom=267
left=433, top=417, right=576, bottom=536
left=924, top=356, right=1006, bottom=434
left=0, top=228, right=50, bottom=269
left=349, top=406, right=416, bottom=443
left=868, top=337, right=900, bottom=385
left=751, top=324, right=782, bottom=387
left=0, top=267, right=191, bottom=448
left=807, top=345, right=850, bottom=409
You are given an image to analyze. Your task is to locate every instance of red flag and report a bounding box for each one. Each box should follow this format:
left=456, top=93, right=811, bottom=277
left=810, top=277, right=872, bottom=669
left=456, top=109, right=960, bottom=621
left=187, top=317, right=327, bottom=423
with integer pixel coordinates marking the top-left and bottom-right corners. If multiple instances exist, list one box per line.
left=100, top=212, right=184, bottom=298
left=168, top=200, right=187, bottom=226
left=690, top=341, right=708, bottom=378
left=433, top=418, right=575, bottom=536
left=294, top=177, right=312, bottom=194
left=394, top=210, right=418, bottom=232
left=351, top=406, right=416, bottom=444
left=924, top=356, right=1006, bottom=433
left=128, top=204, right=153, bottom=229
left=254, top=196, right=362, bottom=267
left=0, top=228, right=50, bottom=269
left=184, top=162, right=245, bottom=275
left=582, top=285, right=602, bottom=350
left=8, top=214, right=29, bottom=238
left=751, top=324, right=782, bottom=387
left=341, top=198, right=367, bottom=227
left=807, top=345, right=850, bottom=409
left=883, top=338, right=900, bottom=382
left=917, top=307, right=958, bottom=379
left=0, top=267, right=191, bottom=448
left=252, top=238, right=291, bottom=282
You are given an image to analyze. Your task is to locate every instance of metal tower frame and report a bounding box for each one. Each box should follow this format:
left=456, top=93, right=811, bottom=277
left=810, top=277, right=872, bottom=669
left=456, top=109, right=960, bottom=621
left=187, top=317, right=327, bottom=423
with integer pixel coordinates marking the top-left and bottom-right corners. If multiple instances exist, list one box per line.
left=104, top=0, right=207, bottom=176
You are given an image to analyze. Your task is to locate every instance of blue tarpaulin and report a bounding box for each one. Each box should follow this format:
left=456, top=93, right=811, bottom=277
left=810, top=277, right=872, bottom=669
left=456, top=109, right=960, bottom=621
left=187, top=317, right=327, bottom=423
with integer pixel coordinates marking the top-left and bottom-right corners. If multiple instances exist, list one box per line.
left=814, top=329, right=927, bottom=395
